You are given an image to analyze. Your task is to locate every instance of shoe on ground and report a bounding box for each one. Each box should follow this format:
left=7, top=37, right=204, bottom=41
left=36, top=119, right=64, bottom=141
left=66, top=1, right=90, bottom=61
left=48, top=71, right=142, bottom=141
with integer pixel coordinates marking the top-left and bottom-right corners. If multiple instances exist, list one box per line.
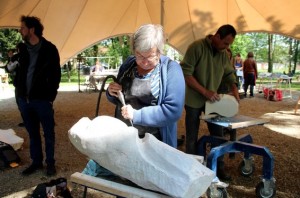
left=22, top=163, right=43, bottom=175
left=18, top=122, right=25, bottom=127
left=46, top=165, right=57, bottom=176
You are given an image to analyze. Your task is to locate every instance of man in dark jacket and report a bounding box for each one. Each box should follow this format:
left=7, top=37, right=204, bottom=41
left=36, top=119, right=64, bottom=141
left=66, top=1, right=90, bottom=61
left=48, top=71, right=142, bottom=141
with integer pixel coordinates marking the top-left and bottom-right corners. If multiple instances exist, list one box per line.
left=16, top=15, right=61, bottom=176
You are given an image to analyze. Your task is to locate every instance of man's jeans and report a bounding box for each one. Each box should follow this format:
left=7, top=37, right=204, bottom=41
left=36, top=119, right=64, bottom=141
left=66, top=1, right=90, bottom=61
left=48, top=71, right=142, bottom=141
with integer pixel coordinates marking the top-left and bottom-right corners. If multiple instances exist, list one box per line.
left=18, top=98, right=55, bottom=165
left=185, top=105, right=204, bottom=154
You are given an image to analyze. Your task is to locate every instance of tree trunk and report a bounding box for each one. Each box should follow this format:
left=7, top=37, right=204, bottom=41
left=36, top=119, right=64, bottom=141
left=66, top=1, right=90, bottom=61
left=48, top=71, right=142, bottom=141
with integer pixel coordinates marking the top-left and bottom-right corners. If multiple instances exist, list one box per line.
left=293, top=40, right=299, bottom=74
left=288, top=38, right=293, bottom=73
left=268, top=34, right=273, bottom=73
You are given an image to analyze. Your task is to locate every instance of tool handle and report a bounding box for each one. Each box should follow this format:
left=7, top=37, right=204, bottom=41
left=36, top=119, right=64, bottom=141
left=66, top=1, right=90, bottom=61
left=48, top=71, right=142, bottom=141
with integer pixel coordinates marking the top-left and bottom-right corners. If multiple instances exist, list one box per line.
left=117, top=91, right=133, bottom=126
left=117, top=90, right=126, bottom=106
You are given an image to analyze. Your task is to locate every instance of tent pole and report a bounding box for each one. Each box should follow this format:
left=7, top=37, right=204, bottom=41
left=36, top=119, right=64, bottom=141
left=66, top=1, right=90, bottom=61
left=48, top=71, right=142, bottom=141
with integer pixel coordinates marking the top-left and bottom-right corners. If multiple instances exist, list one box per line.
left=77, top=54, right=83, bottom=93
left=160, top=0, right=164, bottom=26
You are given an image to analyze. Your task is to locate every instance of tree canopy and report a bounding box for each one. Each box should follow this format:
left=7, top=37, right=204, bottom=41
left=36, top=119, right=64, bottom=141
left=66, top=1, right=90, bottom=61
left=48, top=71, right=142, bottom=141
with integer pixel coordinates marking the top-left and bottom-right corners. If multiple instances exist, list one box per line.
left=0, top=29, right=22, bottom=63
left=1, top=28, right=299, bottom=74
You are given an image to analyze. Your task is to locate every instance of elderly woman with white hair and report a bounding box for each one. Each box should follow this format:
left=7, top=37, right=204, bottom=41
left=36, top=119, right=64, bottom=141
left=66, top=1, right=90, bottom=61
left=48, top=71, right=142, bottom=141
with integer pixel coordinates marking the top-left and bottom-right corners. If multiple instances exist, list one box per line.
left=82, top=24, right=185, bottom=178
left=107, top=24, right=185, bottom=147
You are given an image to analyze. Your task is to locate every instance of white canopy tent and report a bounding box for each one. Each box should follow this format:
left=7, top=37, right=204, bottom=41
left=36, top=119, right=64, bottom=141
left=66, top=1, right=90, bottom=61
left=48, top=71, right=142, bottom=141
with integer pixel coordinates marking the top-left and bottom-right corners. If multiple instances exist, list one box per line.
left=0, top=0, right=299, bottom=65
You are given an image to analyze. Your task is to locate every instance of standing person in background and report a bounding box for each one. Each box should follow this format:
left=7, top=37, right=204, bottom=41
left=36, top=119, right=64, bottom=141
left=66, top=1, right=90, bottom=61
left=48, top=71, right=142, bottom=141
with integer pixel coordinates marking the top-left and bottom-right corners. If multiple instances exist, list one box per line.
left=16, top=15, right=61, bottom=176
left=0, top=49, right=14, bottom=83
left=180, top=24, right=239, bottom=181
left=7, top=49, right=15, bottom=62
left=243, top=52, right=258, bottom=97
left=234, top=53, right=244, bottom=90
left=5, top=42, right=27, bottom=127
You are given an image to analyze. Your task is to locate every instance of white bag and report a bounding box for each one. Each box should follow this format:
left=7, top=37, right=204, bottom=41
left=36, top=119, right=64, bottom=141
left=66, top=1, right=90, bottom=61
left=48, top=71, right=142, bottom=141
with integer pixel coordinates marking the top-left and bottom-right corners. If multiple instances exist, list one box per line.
left=236, top=70, right=243, bottom=77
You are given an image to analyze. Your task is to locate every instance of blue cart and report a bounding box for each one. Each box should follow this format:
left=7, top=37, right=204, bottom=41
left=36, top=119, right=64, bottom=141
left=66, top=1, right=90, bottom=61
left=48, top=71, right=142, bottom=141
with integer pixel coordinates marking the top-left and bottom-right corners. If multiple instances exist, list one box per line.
left=198, top=115, right=276, bottom=198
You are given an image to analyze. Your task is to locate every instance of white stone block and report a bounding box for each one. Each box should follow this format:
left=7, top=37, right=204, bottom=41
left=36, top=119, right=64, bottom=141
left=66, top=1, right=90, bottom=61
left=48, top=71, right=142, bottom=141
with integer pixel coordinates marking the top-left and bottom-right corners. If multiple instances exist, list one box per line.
left=68, top=116, right=215, bottom=198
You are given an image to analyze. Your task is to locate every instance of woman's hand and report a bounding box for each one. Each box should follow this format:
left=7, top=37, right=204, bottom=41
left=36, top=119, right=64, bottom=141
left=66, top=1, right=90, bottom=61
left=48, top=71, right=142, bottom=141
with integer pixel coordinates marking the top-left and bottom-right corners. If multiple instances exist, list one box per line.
left=108, top=82, right=122, bottom=97
left=121, top=105, right=134, bottom=120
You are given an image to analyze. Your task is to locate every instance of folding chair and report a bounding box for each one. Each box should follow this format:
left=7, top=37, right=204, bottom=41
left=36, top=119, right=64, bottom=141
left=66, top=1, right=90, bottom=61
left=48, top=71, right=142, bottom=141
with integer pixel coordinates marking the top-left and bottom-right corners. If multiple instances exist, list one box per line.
left=83, top=76, right=97, bottom=93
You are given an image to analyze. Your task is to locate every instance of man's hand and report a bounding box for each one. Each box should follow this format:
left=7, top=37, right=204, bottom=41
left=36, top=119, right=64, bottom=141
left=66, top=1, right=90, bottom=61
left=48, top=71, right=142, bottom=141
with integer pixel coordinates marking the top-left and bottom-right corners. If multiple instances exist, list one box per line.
left=184, top=75, right=220, bottom=102
left=204, top=90, right=220, bottom=102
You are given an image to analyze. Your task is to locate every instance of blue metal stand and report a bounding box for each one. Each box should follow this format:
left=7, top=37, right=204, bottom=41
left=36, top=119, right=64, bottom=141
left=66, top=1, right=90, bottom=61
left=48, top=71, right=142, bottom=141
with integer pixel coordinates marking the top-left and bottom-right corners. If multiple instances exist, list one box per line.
left=201, top=138, right=274, bottom=180
left=200, top=115, right=277, bottom=197
left=198, top=115, right=275, bottom=180
left=197, top=133, right=253, bottom=159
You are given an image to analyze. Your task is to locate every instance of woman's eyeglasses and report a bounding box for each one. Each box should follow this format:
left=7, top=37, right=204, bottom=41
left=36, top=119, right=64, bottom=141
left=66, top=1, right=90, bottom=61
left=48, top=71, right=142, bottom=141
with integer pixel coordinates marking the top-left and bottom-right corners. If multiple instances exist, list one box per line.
left=135, top=53, right=158, bottom=62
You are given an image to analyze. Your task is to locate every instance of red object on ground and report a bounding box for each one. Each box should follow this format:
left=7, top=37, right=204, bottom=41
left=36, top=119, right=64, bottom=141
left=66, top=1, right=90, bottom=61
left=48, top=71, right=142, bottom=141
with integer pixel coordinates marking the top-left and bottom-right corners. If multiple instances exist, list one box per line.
left=263, top=87, right=282, bottom=101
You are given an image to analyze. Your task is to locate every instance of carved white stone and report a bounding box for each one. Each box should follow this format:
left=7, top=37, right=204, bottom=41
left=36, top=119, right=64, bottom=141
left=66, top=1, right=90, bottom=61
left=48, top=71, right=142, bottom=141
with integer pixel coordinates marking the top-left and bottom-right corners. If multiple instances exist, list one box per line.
left=68, top=116, right=215, bottom=198
left=205, top=94, right=239, bottom=117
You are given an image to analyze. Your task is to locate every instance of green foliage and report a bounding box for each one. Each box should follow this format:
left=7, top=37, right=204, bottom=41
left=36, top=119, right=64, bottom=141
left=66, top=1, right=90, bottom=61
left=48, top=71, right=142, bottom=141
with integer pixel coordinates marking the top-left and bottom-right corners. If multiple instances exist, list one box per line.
left=231, top=33, right=299, bottom=74
left=232, top=33, right=271, bottom=62
left=61, top=69, right=82, bottom=83
left=246, top=33, right=269, bottom=62
left=2, top=27, right=297, bottom=75
left=0, top=29, right=22, bottom=62
left=78, top=36, right=131, bottom=69
left=78, top=33, right=300, bottom=75
left=230, top=34, right=252, bottom=58
left=78, top=44, right=99, bottom=66
left=164, top=45, right=182, bottom=61
left=106, top=36, right=131, bottom=67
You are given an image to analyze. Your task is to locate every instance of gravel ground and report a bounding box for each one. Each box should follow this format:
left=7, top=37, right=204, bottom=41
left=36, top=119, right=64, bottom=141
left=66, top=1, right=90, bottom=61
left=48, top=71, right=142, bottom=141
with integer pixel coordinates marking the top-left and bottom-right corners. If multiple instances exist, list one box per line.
left=0, top=85, right=299, bottom=198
